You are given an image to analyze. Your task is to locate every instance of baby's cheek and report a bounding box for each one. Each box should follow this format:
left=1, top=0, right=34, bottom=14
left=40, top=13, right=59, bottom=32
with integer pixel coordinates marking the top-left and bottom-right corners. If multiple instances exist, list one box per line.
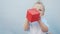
left=39, top=11, right=44, bottom=16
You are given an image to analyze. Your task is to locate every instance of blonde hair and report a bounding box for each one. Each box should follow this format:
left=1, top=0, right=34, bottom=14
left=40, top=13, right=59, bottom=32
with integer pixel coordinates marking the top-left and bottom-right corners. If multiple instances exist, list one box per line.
left=36, top=2, right=45, bottom=12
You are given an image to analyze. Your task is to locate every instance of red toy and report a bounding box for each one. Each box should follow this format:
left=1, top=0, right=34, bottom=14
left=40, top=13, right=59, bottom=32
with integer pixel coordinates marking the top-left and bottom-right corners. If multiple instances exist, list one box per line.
left=26, top=8, right=40, bottom=22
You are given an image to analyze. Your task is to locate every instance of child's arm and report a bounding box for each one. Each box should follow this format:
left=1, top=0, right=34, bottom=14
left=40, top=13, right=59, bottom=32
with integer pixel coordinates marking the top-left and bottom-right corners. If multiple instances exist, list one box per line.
left=38, top=20, right=48, bottom=32
left=24, top=19, right=30, bottom=31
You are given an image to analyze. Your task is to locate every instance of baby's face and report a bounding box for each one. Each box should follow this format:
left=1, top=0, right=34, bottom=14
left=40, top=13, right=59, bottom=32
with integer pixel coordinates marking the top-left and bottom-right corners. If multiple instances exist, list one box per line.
left=33, top=4, right=45, bottom=16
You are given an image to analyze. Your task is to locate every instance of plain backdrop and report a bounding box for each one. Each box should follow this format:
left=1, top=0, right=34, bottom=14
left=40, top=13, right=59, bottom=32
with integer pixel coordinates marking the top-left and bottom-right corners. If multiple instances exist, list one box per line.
left=0, top=0, right=60, bottom=34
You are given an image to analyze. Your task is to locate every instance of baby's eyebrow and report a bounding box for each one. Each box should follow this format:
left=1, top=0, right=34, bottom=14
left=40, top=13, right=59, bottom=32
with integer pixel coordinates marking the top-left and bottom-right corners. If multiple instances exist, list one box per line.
left=39, top=9, right=42, bottom=11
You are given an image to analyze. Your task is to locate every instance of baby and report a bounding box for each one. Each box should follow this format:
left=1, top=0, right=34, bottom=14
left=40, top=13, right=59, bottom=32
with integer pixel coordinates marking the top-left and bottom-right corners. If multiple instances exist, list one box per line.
left=24, top=2, right=48, bottom=34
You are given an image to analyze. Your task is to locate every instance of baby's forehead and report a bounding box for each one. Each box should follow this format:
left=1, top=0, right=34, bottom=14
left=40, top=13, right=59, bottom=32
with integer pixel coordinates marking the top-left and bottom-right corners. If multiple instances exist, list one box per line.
left=34, top=4, right=43, bottom=7
left=33, top=4, right=44, bottom=10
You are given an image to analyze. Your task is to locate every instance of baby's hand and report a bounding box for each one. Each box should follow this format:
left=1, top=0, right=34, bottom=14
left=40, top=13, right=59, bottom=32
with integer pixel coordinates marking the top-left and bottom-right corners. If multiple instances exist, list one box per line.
left=24, top=19, right=30, bottom=31
left=37, top=19, right=48, bottom=32
left=37, top=19, right=42, bottom=24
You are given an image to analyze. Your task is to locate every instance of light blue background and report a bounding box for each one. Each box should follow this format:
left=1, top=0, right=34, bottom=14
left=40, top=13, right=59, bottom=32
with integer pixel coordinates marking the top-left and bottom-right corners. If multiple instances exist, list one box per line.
left=0, top=0, right=60, bottom=34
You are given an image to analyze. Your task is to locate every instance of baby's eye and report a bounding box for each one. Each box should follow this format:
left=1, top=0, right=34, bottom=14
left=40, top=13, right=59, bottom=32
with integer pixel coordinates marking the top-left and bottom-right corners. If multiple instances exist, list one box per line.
left=39, top=9, right=42, bottom=11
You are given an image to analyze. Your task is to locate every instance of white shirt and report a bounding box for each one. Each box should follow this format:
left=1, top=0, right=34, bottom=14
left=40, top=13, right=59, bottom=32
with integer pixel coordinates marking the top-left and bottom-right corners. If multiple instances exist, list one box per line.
left=27, top=16, right=49, bottom=34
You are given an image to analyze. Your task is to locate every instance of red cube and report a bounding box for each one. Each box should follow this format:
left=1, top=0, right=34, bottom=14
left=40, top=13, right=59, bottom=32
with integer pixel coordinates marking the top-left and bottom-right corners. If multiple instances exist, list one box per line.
left=26, top=8, right=40, bottom=22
